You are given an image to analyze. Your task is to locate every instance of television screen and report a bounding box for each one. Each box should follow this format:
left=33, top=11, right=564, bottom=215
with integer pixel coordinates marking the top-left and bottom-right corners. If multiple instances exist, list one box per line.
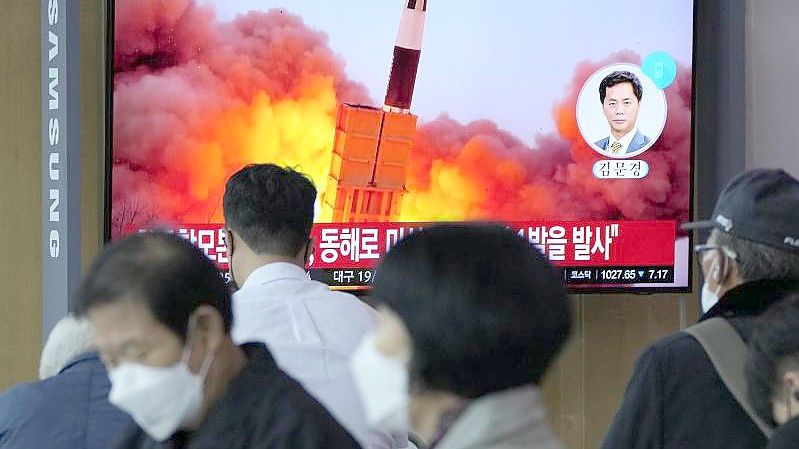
left=109, top=0, right=695, bottom=291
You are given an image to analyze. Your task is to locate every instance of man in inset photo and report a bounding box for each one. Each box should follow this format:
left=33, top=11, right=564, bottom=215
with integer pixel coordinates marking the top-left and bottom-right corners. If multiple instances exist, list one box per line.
left=595, top=70, right=651, bottom=156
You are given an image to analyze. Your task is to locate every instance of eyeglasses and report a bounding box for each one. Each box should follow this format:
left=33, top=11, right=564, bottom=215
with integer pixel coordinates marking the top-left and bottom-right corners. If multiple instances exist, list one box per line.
left=694, top=243, right=738, bottom=261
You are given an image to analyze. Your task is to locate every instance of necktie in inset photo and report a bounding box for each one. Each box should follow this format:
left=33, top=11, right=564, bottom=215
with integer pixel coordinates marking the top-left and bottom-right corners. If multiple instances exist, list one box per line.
left=610, top=141, right=622, bottom=154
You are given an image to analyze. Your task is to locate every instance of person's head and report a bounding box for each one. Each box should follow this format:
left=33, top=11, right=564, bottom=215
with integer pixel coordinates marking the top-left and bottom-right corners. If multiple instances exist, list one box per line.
left=684, top=169, right=799, bottom=312
left=39, top=314, right=96, bottom=380
left=747, top=294, right=799, bottom=425
left=77, top=232, right=235, bottom=440
left=599, top=71, right=643, bottom=138
left=222, top=164, right=317, bottom=285
left=352, top=224, right=571, bottom=434
left=699, top=230, right=799, bottom=300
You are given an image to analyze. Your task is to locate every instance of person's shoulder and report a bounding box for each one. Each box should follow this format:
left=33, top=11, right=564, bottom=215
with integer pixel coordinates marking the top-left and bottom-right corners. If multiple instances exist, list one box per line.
left=0, top=381, right=43, bottom=432
left=651, top=328, right=699, bottom=347
left=0, top=381, right=40, bottom=404
left=328, top=289, right=375, bottom=311
left=250, top=370, right=362, bottom=447
left=595, top=136, right=609, bottom=148
left=630, top=130, right=651, bottom=150
left=768, top=415, right=799, bottom=449
left=307, top=286, right=377, bottom=319
left=636, top=329, right=705, bottom=367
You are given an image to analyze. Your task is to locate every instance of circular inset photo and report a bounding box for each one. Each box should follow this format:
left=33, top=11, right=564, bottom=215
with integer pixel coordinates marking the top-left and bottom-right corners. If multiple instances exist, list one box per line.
left=576, top=64, right=668, bottom=159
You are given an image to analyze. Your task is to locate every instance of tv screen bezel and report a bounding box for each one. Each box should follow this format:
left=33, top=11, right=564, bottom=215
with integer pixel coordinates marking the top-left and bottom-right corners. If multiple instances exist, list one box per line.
left=102, top=0, right=698, bottom=295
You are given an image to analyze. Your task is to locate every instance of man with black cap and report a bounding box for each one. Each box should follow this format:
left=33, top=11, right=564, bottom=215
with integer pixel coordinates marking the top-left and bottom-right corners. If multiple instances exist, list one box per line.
left=601, top=168, right=799, bottom=449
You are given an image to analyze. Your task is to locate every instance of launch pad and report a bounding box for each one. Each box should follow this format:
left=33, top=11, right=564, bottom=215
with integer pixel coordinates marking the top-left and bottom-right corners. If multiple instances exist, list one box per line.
left=320, top=104, right=417, bottom=222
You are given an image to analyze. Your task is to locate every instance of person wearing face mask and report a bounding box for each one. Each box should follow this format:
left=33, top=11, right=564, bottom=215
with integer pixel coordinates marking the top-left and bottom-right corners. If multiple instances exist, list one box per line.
left=77, top=232, right=362, bottom=449
left=601, top=168, right=799, bottom=449
left=747, top=294, right=799, bottom=449
left=350, top=224, right=572, bottom=449
left=223, top=164, right=407, bottom=449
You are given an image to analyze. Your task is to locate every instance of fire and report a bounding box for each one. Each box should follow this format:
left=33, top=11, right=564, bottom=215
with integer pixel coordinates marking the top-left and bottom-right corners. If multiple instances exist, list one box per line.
left=112, top=1, right=692, bottom=236
left=400, top=130, right=555, bottom=221
left=196, top=76, right=339, bottom=222
left=111, top=1, right=366, bottom=235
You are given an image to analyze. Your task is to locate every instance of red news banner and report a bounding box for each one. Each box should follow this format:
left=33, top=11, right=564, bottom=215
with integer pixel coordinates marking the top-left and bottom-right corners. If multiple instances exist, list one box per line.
left=165, top=220, right=675, bottom=271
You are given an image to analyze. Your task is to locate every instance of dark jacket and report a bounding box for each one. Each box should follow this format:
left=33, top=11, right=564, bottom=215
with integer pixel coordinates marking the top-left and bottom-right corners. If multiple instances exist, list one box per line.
left=768, top=415, right=799, bottom=449
left=600, top=279, right=799, bottom=449
left=0, top=352, right=133, bottom=449
left=116, top=343, right=362, bottom=449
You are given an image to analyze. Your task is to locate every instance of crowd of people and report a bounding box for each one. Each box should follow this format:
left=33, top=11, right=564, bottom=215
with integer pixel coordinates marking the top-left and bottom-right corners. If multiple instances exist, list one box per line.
left=1, top=164, right=799, bottom=449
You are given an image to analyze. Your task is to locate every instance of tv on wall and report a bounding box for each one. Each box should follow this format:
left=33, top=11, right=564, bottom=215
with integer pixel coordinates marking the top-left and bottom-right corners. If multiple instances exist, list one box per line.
left=107, top=0, right=696, bottom=292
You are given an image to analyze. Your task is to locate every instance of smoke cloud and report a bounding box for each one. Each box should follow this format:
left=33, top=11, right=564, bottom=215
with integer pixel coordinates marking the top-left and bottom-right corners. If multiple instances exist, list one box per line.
left=111, top=0, right=370, bottom=236
left=403, top=50, right=692, bottom=224
left=112, top=1, right=692, bottom=236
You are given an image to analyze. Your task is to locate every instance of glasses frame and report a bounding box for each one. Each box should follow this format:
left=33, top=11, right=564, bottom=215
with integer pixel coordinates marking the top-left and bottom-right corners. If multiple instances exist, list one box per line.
left=693, top=243, right=738, bottom=261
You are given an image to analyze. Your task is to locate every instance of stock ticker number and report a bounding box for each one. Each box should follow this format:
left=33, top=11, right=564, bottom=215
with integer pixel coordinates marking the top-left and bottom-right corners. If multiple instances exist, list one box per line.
left=600, top=269, right=638, bottom=281
left=647, top=269, right=671, bottom=281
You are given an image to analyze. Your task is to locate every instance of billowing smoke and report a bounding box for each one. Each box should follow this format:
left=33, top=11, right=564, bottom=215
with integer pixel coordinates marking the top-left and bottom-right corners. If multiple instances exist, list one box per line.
left=112, top=1, right=692, bottom=236
left=402, top=50, right=692, bottom=224
left=111, top=0, right=370, bottom=236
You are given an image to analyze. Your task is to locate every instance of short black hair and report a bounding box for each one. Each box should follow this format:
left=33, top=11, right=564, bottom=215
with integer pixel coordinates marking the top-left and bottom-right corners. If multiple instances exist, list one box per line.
left=372, top=224, right=572, bottom=398
left=599, top=71, right=643, bottom=104
left=747, top=294, right=799, bottom=423
left=223, top=164, right=316, bottom=257
left=77, top=232, right=232, bottom=340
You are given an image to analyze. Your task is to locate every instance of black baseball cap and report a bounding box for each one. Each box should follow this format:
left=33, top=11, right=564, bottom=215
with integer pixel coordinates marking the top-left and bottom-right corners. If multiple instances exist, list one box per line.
left=682, top=169, right=799, bottom=253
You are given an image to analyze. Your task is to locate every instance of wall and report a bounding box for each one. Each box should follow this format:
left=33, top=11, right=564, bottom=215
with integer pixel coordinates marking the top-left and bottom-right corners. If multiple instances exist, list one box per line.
left=542, top=295, right=693, bottom=449
left=745, top=0, right=799, bottom=175
left=80, top=0, right=105, bottom=271
left=0, top=0, right=106, bottom=390
left=0, top=1, right=43, bottom=390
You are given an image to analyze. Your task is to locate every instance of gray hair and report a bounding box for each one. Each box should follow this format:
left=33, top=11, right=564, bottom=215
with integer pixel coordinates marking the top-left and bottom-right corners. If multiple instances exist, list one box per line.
left=711, top=229, right=799, bottom=282
left=39, top=314, right=96, bottom=380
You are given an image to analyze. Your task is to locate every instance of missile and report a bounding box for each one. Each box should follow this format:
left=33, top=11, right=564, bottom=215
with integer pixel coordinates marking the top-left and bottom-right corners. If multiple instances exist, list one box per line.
left=383, top=0, right=427, bottom=114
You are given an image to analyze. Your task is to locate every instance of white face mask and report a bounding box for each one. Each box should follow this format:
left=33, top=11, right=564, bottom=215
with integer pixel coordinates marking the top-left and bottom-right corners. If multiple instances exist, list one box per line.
left=350, top=333, right=410, bottom=433
left=108, top=342, right=213, bottom=442
left=700, top=281, right=722, bottom=313
left=700, top=259, right=723, bottom=314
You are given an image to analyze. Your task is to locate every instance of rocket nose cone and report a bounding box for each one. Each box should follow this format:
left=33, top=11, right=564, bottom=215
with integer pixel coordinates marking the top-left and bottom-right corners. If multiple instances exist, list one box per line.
left=406, top=0, right=427, bottom=12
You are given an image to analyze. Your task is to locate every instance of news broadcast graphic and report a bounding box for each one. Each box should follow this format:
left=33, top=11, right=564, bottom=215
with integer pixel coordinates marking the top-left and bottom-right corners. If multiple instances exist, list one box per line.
left=109, top=0, right=694, bottom=291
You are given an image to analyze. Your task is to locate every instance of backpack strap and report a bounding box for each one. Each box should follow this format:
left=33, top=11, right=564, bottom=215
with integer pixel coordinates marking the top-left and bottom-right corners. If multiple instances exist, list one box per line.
left=684, top=317, right=774, bottom=437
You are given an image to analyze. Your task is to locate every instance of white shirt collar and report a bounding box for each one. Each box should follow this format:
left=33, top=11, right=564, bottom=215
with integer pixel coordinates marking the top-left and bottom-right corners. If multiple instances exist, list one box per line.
left=240, top=262, right=308, bottom=289
left=609, top=128, right=638, bottom=153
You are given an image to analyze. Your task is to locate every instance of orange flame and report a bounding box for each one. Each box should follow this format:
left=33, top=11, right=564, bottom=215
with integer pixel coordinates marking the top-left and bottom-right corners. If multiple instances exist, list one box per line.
left=112, top=3, right=691, bottom=236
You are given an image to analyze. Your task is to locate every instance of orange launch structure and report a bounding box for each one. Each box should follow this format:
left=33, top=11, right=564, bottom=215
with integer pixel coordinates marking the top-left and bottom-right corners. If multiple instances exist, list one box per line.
left=320, top=0, right=427, bottom=222
left=321, top=105, right=417, bottom=222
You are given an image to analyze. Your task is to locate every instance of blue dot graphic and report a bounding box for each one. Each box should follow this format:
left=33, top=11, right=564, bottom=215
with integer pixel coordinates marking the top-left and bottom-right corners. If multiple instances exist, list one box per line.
left=642, top=52, right=677, bottom=89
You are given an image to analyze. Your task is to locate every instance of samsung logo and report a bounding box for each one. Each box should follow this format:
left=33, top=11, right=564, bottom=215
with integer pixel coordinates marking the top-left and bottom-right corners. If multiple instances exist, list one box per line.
left=46, top=0, right=61, bottom=259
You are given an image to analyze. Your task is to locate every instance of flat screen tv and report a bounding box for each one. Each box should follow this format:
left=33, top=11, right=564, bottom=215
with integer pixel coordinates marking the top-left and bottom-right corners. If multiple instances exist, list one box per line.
left=107, top=0, right=696, bottom=292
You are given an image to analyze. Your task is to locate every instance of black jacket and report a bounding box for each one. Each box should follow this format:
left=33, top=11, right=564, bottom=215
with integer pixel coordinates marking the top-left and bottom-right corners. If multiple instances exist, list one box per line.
left=600, top=279, right=799, bottom=449
left=768, top=415, right=799, bottom=449
left=115, top=343, right=362, bottom=449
